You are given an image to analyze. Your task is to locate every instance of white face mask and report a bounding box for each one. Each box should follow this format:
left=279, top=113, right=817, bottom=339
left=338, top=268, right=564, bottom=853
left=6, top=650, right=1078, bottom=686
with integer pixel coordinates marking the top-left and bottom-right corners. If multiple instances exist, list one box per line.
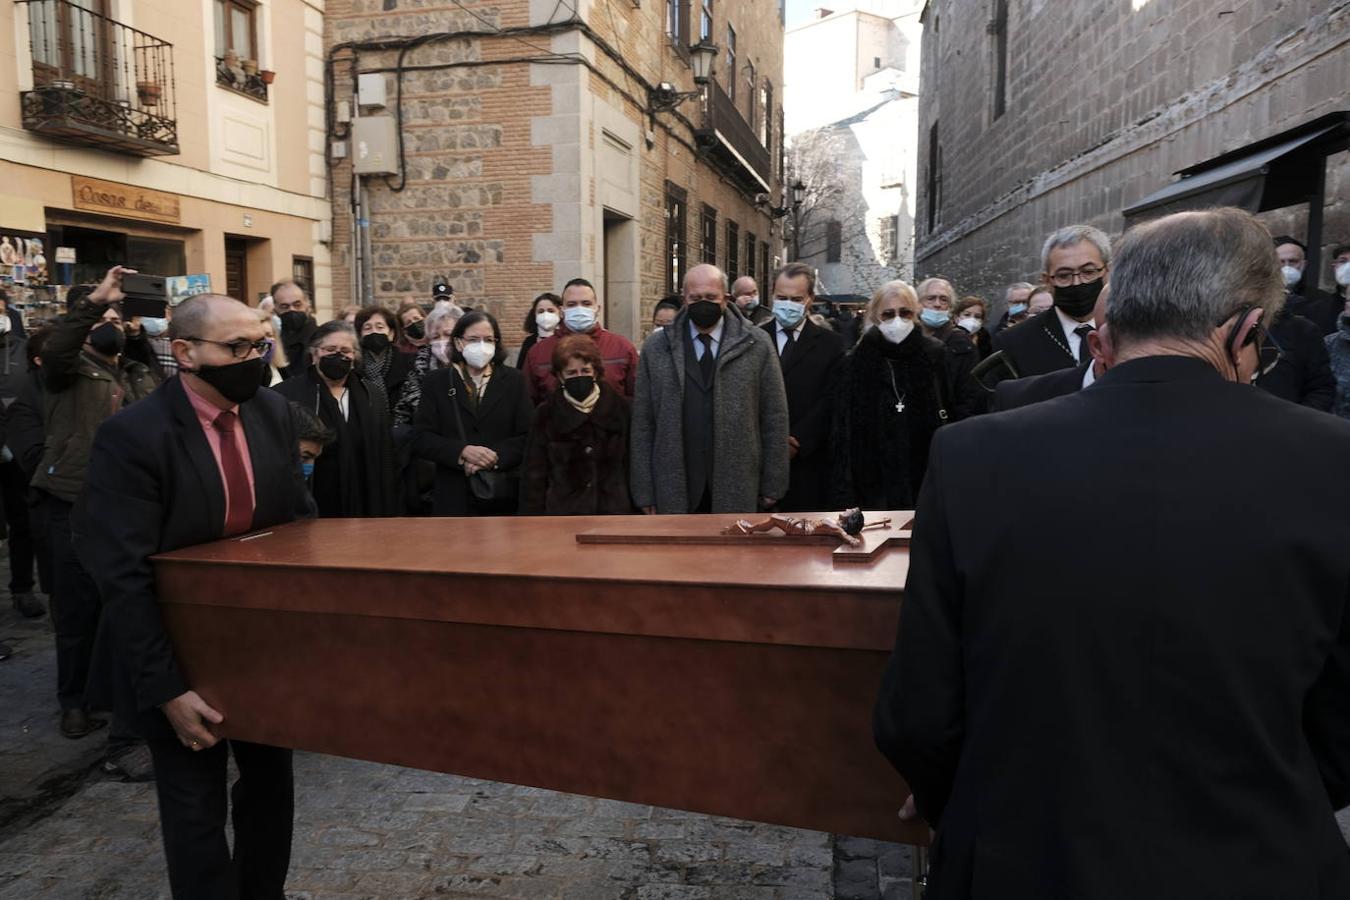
left=534, top=310, right=560, bottom=334
left=877, top=316, right=914, bottom=344
left=1336, top=261, right=1350, bottom=287
left=957, top=316, right=982, bottom=334
left=461, top=341, right=495, bottom=369
left=1281, top=264, right=1303, bottom=287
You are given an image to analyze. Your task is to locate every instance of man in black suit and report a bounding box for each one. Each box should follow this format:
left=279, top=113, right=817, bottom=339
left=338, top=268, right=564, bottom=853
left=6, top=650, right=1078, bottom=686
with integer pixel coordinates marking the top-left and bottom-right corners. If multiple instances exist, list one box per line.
left=761, top=262, right=845, bottom=512
left=875, top=207, right=1350, bottom=899
left=990, top=289, right=1109, bottom=412
left=990, top=224, right=1111, bottom=379
left=78, top=293, right=314, bottom=899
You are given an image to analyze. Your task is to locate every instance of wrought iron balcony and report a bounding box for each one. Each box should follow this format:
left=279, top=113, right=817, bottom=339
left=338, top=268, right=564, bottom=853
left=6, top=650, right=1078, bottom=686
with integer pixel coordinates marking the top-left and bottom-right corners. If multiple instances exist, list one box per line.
left=695, top=79, right=771, bottom=195
left=18, top=0, right=178, bottom=157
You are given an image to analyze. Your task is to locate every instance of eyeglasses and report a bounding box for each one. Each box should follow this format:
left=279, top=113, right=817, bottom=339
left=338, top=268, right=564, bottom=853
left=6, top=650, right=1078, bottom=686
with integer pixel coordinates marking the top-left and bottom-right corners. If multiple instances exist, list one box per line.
left=185, top=337, right=273, bottom=360
left=1049, top=265, right=1107, bottom=287
left=878, top=308, right=916, bottom=321
left=1253, top=326, right=1282, bottom=378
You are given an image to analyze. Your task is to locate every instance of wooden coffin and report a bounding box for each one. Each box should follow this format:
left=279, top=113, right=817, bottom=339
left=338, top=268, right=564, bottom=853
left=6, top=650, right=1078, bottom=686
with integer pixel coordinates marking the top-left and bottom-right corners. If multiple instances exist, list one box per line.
left=153, top=514, right=923, bottom=844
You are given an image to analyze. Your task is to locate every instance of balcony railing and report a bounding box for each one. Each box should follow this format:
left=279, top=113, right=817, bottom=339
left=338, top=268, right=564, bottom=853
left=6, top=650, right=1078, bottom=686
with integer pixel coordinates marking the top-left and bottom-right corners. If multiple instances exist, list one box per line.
left=18, top=0, right=178, bottom=157
left=696, top=79, right=772, bottom=194
left=215, top=56, right=269, bottom=103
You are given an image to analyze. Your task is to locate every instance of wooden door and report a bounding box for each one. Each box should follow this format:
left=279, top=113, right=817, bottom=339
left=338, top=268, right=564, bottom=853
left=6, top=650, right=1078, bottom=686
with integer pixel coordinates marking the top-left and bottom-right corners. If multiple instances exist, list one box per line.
left=224, top=238, right=247, bottom=302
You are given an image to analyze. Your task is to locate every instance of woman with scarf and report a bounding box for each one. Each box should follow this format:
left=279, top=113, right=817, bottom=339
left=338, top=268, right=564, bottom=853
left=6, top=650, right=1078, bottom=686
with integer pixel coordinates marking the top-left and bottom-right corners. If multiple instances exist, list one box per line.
left=272, top=321, right=398, bottom=517
left=830, top=280, right=952, bottom=510
left=354, top=306, right=414, bottom=407
left=413, top=310, right=532, bottom=516
left=520, top=334, right=632, bottom=515
left=516, top=292, right=562, bottom=369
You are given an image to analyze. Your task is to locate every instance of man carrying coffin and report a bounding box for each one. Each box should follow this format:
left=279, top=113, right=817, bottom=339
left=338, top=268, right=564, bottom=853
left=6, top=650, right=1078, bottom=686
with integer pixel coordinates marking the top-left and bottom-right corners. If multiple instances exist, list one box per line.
left=78, top=291, right=314, bottom=899
left=875, top=208, right=1350, bottom=898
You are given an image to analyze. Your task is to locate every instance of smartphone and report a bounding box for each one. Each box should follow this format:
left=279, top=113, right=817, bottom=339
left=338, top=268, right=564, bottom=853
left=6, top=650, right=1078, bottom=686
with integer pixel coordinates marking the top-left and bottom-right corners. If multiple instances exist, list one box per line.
left=119, top=273, right=168, bottom=319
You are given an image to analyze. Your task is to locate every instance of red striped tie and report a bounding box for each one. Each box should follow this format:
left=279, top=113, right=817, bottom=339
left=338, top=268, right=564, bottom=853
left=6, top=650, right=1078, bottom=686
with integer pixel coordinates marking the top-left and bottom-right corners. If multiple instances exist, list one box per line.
left=212, top=410, right=254, bottom=536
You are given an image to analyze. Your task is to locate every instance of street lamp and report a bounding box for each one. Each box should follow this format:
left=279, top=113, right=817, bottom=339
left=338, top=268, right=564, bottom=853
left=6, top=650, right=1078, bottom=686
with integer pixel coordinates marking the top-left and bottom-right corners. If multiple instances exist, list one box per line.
left=689, top=40, right=718, bottom=84
left=791, top=179, right=806, bottom=260
left=651, top=41, right=718, bottom=112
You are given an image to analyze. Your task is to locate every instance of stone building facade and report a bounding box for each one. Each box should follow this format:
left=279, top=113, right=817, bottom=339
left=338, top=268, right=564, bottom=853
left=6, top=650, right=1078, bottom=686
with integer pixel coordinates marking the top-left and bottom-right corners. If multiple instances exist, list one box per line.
left=325, top=0, right=784, bottom=345
left=914, top=0, right=1350, bottom=303
left=784, top=0, right=923, bottom=295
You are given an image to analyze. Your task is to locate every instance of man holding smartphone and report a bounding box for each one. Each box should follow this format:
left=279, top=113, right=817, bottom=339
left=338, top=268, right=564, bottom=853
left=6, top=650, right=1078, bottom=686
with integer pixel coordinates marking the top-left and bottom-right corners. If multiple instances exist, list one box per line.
left=32, top=266, right=159, bottom=744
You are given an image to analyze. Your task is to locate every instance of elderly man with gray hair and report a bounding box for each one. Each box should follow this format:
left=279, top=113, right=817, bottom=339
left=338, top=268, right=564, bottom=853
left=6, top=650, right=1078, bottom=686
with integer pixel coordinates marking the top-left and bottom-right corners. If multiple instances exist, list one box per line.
left=875, top=207, right=1350, bottom=898
left=991, top=224, right=1111, bottom=377
left=630, top=263, right=789, bottom=514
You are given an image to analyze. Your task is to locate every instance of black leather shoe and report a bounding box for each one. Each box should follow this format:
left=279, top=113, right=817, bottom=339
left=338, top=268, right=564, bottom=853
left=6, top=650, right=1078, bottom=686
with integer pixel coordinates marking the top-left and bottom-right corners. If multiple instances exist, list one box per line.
left=0, top=641, right=11, bottom=661
left=60, top=709, right=107, bottom=739
left=12, top=592, right=45, bottom=618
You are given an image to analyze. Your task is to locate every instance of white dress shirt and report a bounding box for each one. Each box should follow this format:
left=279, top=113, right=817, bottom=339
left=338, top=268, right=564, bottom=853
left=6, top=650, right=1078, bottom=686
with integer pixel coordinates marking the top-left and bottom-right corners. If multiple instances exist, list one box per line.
left=1055, top=306, right=1095, bottom=360
left=690, top=318, right=725, bottom=360
left=775, top=319, right=806, bottom=355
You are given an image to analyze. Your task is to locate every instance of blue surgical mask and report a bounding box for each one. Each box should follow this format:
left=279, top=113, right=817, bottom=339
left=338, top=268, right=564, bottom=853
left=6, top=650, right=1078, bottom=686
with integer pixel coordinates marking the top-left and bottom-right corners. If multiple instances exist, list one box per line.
left=302, top=461, right=314, bottom=479
left=772, top=299, right=806, bottom=330
left=564, top=306, right=597, bottom=332
left=1007, top=302, right=1028, bottom=317
left=920, top=308, right=951, bottom=328
left=141, top=317, right=168, bottom=336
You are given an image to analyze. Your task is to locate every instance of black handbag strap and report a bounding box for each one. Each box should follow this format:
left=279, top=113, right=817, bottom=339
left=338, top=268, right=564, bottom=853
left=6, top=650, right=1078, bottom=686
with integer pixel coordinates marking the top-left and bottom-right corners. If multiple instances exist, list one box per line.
left=446, top=371, right=469, bottom=465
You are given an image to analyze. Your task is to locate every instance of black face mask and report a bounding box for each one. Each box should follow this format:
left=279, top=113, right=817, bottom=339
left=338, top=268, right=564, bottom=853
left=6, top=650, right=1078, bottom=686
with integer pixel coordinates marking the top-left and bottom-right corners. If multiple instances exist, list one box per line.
left=193, top=357, right=266, bottom=405
left=563, top=374, right=596, bottom=402
left=688, top=300, right=723, bottom=329
left=88, top=322, right=125, bottom=357
left=405, top=320, right=426, bottom=340
left=279, top=310, right=309, bottom=333
left=1054, top=278, right=1105, bottom=319
left=317, top=353, right=353, bottom=381
left=360, top=333, right=390, bottom=355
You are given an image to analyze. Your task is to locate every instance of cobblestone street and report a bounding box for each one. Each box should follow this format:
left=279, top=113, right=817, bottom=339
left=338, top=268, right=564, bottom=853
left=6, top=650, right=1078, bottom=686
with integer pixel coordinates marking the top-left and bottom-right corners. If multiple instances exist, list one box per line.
left=0, top=563, right=916, bottom=900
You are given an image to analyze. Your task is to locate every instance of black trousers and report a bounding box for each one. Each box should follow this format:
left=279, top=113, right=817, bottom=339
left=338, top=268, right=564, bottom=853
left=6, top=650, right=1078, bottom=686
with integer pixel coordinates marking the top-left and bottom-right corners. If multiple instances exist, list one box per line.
left=47, top=492, right=101, bottom=710
left=0, top=458, right=36, bottom=593
left=147, top=738, right=294, bottom=900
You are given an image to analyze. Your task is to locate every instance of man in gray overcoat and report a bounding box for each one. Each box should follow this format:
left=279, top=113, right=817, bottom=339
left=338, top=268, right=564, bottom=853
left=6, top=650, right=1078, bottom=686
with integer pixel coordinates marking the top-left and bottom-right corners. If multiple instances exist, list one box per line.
left=631, top=263, right=790, bottom=514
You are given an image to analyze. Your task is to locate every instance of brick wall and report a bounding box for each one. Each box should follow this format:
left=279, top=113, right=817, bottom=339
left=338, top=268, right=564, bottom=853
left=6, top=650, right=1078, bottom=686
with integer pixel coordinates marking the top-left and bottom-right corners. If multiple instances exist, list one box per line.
left=914, top=0, right=1350, bottom=302
left=324, top=0, right=784, bottom=346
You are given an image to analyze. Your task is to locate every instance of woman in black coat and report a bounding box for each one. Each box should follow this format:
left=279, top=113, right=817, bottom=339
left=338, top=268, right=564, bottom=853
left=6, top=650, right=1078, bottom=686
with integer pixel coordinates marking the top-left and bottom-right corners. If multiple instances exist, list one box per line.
left=831, top=281, right=952, bottom=510
left=355, top=305, right=415, bottom=408
left=520, top=334, right=633, bottom=515
left=515, top=292, right=562, bottom=369
left=272, top=321, right=399, bottom=517
left=413, top=310, right=532, bottom=516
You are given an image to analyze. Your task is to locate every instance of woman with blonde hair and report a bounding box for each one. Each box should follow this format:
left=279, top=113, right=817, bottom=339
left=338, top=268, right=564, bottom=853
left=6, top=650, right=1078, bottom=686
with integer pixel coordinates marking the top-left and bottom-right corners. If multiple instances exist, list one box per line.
left=830, top=280, right=952, bottom=509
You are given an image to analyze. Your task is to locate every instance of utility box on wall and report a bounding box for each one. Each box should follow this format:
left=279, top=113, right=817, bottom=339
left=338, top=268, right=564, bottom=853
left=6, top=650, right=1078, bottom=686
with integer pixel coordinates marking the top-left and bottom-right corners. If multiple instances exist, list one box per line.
left=352, top=115, right=399, bottom=175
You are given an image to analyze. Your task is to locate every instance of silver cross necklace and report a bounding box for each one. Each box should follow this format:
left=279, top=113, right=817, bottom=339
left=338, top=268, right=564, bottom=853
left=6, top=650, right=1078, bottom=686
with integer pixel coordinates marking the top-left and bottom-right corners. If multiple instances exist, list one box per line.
left=886, top=362, right=907, bottom=414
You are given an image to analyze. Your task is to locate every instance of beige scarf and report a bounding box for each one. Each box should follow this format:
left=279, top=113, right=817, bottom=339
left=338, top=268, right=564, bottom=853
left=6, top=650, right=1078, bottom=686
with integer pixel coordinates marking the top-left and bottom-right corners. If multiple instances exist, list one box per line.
left=564, top=382, right=601, bottom=414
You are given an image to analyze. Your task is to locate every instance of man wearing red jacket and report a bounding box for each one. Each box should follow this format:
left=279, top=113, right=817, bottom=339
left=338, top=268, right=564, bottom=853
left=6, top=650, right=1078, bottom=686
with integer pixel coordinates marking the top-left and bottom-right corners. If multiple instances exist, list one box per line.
left=524, top=277, right=638, bottom=404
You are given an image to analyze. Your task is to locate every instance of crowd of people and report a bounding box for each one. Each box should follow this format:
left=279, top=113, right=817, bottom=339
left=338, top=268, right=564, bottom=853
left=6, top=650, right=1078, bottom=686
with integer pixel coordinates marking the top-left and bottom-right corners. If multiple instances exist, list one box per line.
left=1, top=209, right=1348, bottom=897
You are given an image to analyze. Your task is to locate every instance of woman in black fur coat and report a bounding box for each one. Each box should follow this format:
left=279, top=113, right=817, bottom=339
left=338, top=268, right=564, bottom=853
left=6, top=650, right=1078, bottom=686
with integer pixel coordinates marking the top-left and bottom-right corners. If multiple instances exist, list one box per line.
left=831, top=281, right=952, bottom=510
left=519, top=334, right=633, bottom=515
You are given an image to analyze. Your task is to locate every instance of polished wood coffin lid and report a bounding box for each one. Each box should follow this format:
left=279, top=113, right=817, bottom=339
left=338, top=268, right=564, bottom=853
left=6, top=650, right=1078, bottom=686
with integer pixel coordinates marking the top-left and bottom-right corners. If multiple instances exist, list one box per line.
left=153, top=514, right=923, bottom=844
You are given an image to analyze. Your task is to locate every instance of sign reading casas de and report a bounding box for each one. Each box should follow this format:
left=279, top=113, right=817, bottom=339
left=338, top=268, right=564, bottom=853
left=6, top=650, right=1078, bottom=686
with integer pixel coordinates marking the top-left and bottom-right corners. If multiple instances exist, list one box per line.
left=71, top=176, right=181, bottom=225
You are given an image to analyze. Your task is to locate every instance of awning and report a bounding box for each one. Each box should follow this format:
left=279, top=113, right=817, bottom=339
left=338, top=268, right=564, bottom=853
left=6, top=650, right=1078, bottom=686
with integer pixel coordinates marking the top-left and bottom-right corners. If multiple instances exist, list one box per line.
left=1123, top=111, right=1350, bottom=223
